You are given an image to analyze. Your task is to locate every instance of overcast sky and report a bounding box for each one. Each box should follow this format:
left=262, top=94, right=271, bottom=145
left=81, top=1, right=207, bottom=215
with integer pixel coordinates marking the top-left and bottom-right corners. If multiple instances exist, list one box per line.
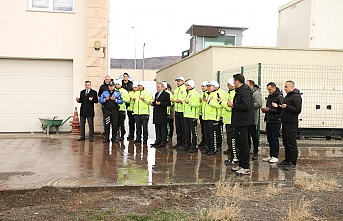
left=109, top=0, right=290, bottom=59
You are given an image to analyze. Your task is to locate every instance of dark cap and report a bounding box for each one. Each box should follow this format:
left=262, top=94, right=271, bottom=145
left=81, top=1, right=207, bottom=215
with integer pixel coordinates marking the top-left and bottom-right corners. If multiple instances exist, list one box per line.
left=109, top=81, right=115, bottom=86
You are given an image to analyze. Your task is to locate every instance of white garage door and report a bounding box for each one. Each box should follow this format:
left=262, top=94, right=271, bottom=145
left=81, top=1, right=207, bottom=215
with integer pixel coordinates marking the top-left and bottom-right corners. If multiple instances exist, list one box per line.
left=0, top=58, right=73, bottom=132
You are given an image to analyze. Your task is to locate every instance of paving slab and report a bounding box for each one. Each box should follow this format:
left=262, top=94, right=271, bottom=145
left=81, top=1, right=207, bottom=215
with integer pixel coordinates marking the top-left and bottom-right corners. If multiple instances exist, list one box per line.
left=0, top=134, right=342, bottom=191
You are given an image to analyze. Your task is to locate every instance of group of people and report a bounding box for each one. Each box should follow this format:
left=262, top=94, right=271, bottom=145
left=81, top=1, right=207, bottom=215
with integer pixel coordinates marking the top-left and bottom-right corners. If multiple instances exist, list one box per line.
left=76, top=72, right=302, bottom=175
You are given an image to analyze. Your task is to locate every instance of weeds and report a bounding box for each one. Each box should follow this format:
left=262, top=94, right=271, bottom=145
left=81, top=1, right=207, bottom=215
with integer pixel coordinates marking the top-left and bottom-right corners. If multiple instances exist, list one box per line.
left=286, top=198, right=314, bottom=221
left=294, top=174, right=339, bottom=191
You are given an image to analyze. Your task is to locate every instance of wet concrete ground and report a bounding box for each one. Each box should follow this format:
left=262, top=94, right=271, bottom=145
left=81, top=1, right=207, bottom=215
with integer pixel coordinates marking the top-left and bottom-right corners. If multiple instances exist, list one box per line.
left=0, top=134, right=342, bottom=191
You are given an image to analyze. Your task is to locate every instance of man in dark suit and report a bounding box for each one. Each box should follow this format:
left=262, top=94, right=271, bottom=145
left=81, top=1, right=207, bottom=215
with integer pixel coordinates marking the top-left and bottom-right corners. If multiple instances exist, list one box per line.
left=76, top=81, right=98, bottom=142
left=150, top=82, right=171, bottom=147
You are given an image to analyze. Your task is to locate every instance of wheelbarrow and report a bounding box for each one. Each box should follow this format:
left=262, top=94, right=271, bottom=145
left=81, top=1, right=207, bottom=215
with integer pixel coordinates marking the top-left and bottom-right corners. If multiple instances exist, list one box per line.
left=39, top=116, right=73, bottom=135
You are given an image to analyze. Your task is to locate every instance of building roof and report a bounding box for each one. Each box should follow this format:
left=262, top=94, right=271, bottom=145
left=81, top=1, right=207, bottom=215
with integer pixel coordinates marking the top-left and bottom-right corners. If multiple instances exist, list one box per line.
left=186, top=24, right=248, bottom=37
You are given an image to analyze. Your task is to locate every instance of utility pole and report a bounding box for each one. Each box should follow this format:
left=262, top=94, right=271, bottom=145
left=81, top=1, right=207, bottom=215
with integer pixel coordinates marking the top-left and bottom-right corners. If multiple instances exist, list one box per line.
left=142, top=43, right=145, bottom=80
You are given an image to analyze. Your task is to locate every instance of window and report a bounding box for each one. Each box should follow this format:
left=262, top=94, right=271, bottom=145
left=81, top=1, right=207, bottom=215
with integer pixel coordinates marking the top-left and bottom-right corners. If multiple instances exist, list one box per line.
left=204, top=35, right=236, bottom=48
left=29, top=0, right=74, bottom=12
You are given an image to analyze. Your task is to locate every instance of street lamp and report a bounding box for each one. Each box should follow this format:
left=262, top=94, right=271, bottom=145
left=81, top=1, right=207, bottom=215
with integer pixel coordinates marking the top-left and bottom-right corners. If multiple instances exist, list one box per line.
left=132, top=26, right=137, bottom=69
left=142, top=43, right=146, bottom=80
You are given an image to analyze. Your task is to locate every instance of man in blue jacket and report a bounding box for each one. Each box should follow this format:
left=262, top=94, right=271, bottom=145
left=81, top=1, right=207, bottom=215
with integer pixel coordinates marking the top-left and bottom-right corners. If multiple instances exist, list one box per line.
left=100, top=81, right=123, bottom=143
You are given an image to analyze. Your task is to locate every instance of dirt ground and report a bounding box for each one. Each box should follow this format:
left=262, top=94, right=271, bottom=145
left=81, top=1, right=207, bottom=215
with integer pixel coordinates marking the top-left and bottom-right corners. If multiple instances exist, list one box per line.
left=0, top=157, right=342, bottom=221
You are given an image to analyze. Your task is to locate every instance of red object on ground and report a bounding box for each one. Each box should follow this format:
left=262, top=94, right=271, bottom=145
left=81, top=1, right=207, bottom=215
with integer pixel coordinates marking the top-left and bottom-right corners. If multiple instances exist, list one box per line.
left=70, top=107, right=80, bottom=135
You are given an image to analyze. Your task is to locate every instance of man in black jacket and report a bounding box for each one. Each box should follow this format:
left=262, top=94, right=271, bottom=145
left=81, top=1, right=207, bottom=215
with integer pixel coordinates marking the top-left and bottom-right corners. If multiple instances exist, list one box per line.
left=261, top=82, right=283, bottom=163
left=228, top=74, right=254, bottom=175
left=122, top=73, right=135, bottom=139
left=278, top=80, right=302, bottom=170
left=76, top=81, right=98, bottom=142
left=150, top=83, right=171, bottom=147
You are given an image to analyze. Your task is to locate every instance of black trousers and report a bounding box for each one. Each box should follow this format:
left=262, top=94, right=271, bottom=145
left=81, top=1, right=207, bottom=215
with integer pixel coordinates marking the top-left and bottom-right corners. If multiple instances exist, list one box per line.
left=235, top=126, right=249, bottom=169
left=127, top=110, right=135, bottom=136
left=266, top=123, right=281, bottom=158
left=135, top=115, right=149, bottom=141
left=175, top=112, right=185, bottom=145
left=225, top=124, right=238, bottom=159
left=80, top=116, right=94, bottom=139
left=104, top=109, right=118, bottom=140
left=204, top=120, right=219, bottom=152
left=118, top=111, right=126, bottom=138
left=248, top=125, right=259, bottom=154
left=184, top=118, right=198, bottom=148
left=155, top=124, right=167, bottom=144
left=168, top=116, right=174, bottom=139
left=282, top=122, right=298, bottom=164
left=199, top=115, right=206, bottom=144
left=217, top=119, right=223, bottom=148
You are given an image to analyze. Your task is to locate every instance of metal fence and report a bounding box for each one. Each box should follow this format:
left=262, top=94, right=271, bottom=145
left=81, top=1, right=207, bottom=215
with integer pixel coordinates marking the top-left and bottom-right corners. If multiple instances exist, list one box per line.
left=218, top=63, right=343, bottom=147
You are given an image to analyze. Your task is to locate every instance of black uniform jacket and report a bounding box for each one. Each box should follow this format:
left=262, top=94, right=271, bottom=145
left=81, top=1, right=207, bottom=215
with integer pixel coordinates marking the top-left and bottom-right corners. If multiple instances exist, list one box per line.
left=152, top=90, right=171, bottom=124
left=78, top=89, right=98, bottom=117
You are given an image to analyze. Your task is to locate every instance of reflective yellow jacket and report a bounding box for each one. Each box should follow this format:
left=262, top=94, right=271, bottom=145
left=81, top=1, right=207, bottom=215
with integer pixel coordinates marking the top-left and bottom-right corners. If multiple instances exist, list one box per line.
left=173, top=84, right=187, bottom=112
left=183, top=88, right=201, bottom=119
left=132, top=89, right=153, bottom=115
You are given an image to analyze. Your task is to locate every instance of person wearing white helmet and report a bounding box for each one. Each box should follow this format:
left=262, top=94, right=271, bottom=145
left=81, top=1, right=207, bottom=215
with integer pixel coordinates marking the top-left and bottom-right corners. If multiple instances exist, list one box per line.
left=127, top=82, right=139, bottom=139
left=213, top=80, right=226, bottom=152
left=132, top=82, right=154, bottom=145
left=201, top=80, right=222, bottom=155
left=172, top=76, right=187, bottom=148
left=198, top=81, right=208, bottom=148
left=115, top=79, right=130, bottom=141
left=162, top=81, right=174, bottom=142
left=182, top=79, right=201, bottom=153
left=220, top=78, right=239, bottom=165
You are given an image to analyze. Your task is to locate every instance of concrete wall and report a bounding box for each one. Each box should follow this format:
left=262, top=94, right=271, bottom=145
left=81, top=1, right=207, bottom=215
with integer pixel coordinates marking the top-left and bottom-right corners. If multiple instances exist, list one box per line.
left=156, top=48, right=214, bottom=91
left=277, top=0, right=312, bottom=48
left=157, top=46, right=343, bottom=91
left=86, top=0, right=108, bottom=132
left=110, top=69, right=157, bottom=82
left=277, top=0, right=343, bottom=49
left=310, top=0, right=343, bottom=49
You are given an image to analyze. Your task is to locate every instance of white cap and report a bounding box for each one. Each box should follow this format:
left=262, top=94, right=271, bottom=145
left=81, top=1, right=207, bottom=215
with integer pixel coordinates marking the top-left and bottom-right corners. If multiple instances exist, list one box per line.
left=213, top=81, right=219, bottom=88
left=207, top=80, right=217, bottom=86
left=162, top=81, right=167, bottom=88
left=185, top=80, right=195, bottom=88
left=132, top=82, right=138, bottom=88
left=175, top=76, right=185, bottom=81
left=137, top=81, right=144, bottom=87
left=228, top=78, right=235, bottom=86
left=201, top=81, right=208, bottom=87
left=115, top=79, right=122, bottom=86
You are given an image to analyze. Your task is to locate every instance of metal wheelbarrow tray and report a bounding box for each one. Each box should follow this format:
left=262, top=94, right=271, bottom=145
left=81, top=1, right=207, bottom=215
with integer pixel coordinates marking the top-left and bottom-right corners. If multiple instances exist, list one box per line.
left=39, top=116, right=72, bottom=135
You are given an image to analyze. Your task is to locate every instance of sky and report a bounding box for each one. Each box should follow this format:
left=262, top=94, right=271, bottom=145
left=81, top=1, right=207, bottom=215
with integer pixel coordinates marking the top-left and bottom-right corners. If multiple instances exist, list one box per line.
left=109, top=0, right=291, bottom=59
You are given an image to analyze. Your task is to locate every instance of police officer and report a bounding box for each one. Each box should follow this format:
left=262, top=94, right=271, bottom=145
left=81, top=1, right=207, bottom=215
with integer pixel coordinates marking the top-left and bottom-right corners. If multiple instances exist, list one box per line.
left=201, top=81, right=222, bottom=155
left=220, top=78, right=238, bottom=165
left=115, top=80, right=130, bottom=141
left=172, top=76, right=187, bottom=148
left=182, top=80, right=201, bottom=153
left=99, top=81, right=123, bottom=143
left=132, top=82, right=154, bottom=145
left=198, top=81, right=208, bottom=148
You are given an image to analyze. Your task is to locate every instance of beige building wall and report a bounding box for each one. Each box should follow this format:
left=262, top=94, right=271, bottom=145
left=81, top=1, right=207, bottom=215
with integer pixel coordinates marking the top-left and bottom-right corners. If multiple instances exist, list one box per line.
left=0, top=0, right=87, bottom=95
left=110, top=68, right=157, bottom=81
left=277, top=0, right=343, bottom=49
left=0, top=0, right=109, bottom=133
left=86, top=0, right=108, bottom=133
left=157, top=46, right=343, bottom=90
left=277, top=0, right=312, bottom=48
left=310, top=0, right=343, bottom=49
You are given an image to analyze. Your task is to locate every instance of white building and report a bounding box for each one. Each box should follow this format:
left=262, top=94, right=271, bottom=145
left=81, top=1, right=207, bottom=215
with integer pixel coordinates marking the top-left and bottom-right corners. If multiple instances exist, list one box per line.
left=277, top=0, right=343, bottom=49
